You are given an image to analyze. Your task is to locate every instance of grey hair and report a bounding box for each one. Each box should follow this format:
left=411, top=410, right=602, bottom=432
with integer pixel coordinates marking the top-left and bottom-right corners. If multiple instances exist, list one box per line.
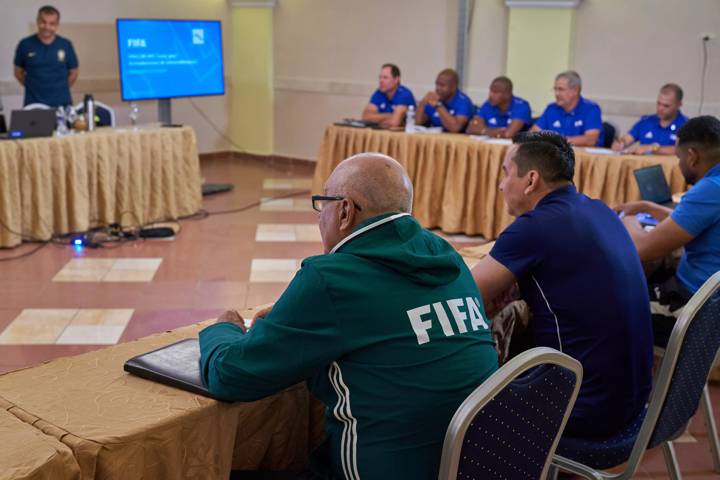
left=556, top=70, right=582, bottom=90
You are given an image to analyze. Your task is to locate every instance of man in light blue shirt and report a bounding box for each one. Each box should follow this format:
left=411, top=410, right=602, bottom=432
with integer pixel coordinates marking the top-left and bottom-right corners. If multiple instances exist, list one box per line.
left=532, top=71, right=603, bottom=147
left=415, top=69, right=474, bottom=133
left=466, top=76, right=532, bottom=138
left=617, top=116, right=720, bottom=346
left=613, top=84, right=688, bottom=155
left=361, top=63, right=416, bottom=128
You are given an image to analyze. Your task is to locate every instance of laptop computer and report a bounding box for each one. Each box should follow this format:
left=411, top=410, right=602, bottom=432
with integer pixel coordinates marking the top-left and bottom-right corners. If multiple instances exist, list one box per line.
left=0, top=113, right=7, bottom=134
left=124, top=338, right=226, bottom=401
left=633, top=164, right=677, bottom=208
left=0, top=109, right=56, bottom=140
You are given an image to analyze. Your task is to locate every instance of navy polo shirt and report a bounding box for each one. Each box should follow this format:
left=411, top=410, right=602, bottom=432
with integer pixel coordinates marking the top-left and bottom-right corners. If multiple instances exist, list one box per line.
left=490, top=185, right=653, bottom=436
left=476, top=95, right=532, bottom=130
left=672, top=163, right=720, bottom=293
left=423, top=90, right=474, bottom=130
left=535, top=96, right=603, bottom=146
left=369, top=84, right=416, bottom=113
left=14, top=34, right=78, bottom=107
left=628, top=112, right=688, bottom=146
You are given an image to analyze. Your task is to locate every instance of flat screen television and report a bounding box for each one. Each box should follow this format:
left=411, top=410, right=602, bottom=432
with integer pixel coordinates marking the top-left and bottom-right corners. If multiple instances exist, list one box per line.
left=116, top=19, right=225, bottom=101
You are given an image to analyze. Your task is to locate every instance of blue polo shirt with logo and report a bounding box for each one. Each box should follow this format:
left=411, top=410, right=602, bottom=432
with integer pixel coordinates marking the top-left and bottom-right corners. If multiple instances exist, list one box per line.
left=535, top=96, right=604, bottom=146
left=14, top=34, right=78, bottom=107
left=423, top=90, right=474, bottom=130
left=490, top=185, right=653, bottom=436
left=476, top=95, right=532, bottom=130
left=369, top=85, right=415, bottom=114
left=628, top=112, right=688, bottom=146
left=672, top=163, right=720, bottom=293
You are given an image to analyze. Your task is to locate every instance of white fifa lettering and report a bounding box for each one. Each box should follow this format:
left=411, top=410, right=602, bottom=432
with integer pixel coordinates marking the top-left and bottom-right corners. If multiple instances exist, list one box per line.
left=407, top=305, right=433, bottom=345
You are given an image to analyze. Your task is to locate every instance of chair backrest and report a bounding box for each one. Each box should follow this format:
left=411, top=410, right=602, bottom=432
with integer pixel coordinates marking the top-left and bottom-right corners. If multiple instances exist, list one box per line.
left=437, top=347, right=582, bottom=480
left=601, top=121, right=616, bottom=148
left=73, top=101, right=116, bottom=127
left=625, top=271, right=720, bottom=466
left=23, top=103, right=51, bottom=110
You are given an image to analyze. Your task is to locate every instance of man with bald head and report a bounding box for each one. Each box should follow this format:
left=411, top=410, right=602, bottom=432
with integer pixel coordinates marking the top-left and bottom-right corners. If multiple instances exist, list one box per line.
left=416, top=68, right=474, bottom=133
left=199, top=153, right=498, bottom=479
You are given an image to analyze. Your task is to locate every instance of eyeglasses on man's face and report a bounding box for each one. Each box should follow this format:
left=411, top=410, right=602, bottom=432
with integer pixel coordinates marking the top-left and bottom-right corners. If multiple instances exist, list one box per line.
left=311, top=195, right=363, bottom=213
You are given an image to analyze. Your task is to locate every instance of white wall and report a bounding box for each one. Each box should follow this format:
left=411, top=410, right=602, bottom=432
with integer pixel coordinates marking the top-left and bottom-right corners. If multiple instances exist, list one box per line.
left=0, top=0, right=233, bottom=153
left=273, top=0, right=720, bottom=160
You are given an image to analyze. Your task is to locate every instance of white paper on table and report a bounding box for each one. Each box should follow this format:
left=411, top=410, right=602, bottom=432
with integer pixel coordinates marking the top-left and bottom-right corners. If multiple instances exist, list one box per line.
left=469, top=135, right=489, bottom=141
left=584, top=147, right=618, bottom=155
left=409, top=125, right=443, bottom=134
left=482, top=138, right=513, bottom=145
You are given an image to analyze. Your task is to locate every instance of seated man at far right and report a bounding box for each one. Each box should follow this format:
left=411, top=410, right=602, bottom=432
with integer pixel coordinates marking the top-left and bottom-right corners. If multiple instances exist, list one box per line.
left=612, top=83, right=688, bottom=155
left=616, top=115, right=720, bottom=346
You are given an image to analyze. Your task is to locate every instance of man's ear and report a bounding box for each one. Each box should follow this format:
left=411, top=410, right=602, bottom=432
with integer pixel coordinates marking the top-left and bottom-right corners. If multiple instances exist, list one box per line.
left=338, top=199, right=356, bottom=233
left=687, top=146, right=701, bottom=167
left=524, top=170, right=542, bottom=195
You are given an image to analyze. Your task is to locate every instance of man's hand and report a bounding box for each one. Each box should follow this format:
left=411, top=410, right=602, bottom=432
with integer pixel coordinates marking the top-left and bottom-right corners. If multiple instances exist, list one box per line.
left=216, top=310, right=247, bottom=332
left=626, top=143, right=655, bottom=155
left=615, top=200, right=653, bottom=216
left=611, top=139, right=625, bottom=152
left=251, top=304, right=273, bottom=326
left=421, top=91, right=439, bottom=106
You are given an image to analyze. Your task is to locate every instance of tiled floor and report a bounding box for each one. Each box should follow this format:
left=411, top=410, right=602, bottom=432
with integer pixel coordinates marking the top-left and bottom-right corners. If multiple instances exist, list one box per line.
left=0, top=155, right=718, bottom=478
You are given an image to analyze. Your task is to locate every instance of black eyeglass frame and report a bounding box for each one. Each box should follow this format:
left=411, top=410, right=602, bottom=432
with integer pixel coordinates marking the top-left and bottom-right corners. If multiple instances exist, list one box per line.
left=311, top=195, right=363, bottom=212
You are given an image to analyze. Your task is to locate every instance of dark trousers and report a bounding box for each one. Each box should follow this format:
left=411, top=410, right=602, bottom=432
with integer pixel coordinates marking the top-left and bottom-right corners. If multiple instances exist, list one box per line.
left=647, top=266, right=693, bottom=348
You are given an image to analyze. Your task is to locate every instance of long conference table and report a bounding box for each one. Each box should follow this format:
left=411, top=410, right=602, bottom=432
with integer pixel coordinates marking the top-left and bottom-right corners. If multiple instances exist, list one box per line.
left=0, top=126, right=203, bottom=248
left=313, top=125, right=686, bottom=239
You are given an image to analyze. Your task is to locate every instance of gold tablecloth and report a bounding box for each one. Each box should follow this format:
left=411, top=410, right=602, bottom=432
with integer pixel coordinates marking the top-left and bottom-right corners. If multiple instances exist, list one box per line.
left=0, top=408, right=80, bottom=480
left=0, top=126, right=203, bottom=248
left=314, top=126, right=686, bottom=239
left=0, top=318, right=324, bottom=480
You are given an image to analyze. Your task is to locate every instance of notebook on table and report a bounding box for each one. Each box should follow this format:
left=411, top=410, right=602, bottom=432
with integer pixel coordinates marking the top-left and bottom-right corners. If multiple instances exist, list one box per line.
left=124, top=338, right=226, bottom=401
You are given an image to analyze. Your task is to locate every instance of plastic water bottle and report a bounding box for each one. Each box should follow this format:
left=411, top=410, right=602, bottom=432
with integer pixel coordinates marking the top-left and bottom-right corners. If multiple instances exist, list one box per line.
left=129, top=102, right=139, bottom=128
left=405, top=105, right=415, bottom=133
left=84, top=94, right=95, bottom=132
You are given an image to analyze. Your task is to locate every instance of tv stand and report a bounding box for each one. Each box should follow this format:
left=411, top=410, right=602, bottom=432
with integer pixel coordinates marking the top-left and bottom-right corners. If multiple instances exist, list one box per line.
left=158, top=98, right=172, bottom=125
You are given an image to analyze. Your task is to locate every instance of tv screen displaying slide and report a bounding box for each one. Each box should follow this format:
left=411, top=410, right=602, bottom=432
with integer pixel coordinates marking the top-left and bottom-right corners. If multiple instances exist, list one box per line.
left=116, top=19, right=225, bottom=101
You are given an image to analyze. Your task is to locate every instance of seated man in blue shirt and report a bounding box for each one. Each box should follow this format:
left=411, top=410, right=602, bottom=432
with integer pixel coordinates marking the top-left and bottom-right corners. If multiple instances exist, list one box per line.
left=616, top=116, right=720, bottom=346
left=361, top=63, right=416, bottom=128
left=612, top=84, right=688, bottom=156
left=466, top=76, right=532, bottom=138
left=415, top=69, right=473, bottom=133
left=532, top=71, right=603, bottom=147
left=13, top=5, right=79, bottom=107
left=471, top=131, right=653, bottom=437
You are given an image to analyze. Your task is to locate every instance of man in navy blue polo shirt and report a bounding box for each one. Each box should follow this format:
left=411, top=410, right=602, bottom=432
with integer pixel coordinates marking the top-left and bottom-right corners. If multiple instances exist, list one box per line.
left=617, top=116, right=720, bottom=346
left=471, top=131, right=653, bottom=437
left=466, top=76, right=532, bottom=138
left=14, top=5, right=79, bottom=107
left=415, top=69, right=473, bottom=133
left=532, top=71, right=603, bottom=147
left=361, top=63, right=416, bottom=128
left=612, top=84, right=688, bottom=156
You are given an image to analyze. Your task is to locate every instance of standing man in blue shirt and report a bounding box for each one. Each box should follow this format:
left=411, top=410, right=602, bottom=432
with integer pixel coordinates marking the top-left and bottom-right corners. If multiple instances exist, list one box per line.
left=466, top=76, right=532, bottom=138
left=361, top=63, right=416, bottom=128
left=471, top=131, right=653, bottom=438
left=532, top=71, right=603, bottom=147
left=415, top=69, right=474, bottom=133
left=616, top=116, right=720, bottom=346
left=13, top=5, right=79, bottom=107
left=612, top=84, right=688, bottom=156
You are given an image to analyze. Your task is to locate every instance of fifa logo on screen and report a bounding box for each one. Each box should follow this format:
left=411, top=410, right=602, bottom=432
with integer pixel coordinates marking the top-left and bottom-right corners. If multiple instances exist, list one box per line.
left=192, top=29, right=205, bottom=45
left=127, top=38, right=147, bottom=48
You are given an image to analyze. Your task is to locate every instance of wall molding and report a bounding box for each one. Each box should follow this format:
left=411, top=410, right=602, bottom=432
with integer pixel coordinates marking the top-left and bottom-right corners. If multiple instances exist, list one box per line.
left=273, top=76, right=720, bottom=118
left=505, top=0, right=582, bottom=8
left=228, top=0, right=276, bottom=8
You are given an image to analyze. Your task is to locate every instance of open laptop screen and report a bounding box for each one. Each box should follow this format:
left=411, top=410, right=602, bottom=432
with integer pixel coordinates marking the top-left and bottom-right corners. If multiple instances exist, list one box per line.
left=633, top=165, right=673, bottom=205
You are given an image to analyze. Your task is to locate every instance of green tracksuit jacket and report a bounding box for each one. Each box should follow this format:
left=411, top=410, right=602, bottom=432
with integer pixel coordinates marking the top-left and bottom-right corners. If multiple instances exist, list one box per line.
left=199, top=213, right=498, bottom=479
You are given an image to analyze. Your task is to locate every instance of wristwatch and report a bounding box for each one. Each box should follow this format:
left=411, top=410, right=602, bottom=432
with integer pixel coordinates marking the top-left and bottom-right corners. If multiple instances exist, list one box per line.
left=651, top=143, right=660, bottom=153
left=435, top=100, right=443, bottom=109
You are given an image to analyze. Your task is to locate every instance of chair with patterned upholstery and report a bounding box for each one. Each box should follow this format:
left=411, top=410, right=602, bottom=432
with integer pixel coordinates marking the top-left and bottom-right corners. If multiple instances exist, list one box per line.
left=437, top=347, right=583, bottom=480
left=550, top=271, right=720, bottom=480
left=73, top=100, right=116, bottom=127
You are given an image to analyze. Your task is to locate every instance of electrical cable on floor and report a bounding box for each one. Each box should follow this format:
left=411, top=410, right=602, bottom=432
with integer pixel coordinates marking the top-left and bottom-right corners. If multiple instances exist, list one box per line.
left=187, top=97, right=247, bottom=153
left=0, top=189, right=311, bottom=261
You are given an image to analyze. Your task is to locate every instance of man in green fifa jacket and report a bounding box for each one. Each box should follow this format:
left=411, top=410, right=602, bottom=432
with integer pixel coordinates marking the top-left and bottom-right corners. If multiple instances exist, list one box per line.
left=199, top=153, right=498, bottom=479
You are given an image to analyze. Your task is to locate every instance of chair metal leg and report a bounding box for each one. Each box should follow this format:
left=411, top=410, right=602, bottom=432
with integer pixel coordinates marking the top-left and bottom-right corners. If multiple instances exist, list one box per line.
left=546, top=464, right=559, bottom=480
left=662, top=442, right=682, bottom=480
left=701, top=385, right=720, bottom=472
